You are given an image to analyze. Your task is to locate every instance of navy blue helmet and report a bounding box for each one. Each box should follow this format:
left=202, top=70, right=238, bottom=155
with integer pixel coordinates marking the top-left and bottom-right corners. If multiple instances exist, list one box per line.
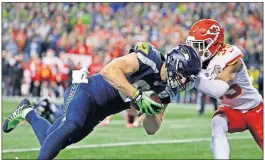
left=165, top=44, right=201, bottom=93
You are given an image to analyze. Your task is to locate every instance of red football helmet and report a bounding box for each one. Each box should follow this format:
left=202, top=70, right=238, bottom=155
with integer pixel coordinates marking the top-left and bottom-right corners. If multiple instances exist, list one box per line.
left=186, top=19, right=225, bottom=62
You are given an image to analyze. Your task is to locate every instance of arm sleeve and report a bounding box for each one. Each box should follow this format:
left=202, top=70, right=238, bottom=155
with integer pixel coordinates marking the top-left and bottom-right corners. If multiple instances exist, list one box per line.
left=194, top=73, right=230, bottom=99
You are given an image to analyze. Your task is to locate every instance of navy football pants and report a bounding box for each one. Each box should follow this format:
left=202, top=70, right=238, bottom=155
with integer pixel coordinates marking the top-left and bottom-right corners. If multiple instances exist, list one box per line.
left=26, top=83, right=99, bottom=159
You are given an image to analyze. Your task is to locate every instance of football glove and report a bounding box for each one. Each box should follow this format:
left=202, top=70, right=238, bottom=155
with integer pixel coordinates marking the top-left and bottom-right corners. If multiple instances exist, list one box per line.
left=132, top=90, right=163, bottom=115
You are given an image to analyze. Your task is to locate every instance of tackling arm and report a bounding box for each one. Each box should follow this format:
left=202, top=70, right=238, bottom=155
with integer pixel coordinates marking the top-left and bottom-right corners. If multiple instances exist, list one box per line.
left=143, top=104, right=168, bottom=135
left=101, top=53, right=139, bottom=98
left=194, top=60, right=242, bottom=99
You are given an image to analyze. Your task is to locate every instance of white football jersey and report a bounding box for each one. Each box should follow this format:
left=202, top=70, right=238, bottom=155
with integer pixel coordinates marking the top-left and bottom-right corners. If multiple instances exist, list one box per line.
left=203, top=45, right=262, bottom=111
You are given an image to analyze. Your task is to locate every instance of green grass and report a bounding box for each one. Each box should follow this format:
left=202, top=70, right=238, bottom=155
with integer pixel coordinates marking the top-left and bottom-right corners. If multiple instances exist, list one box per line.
left=2, top=99, right=263, bottom=159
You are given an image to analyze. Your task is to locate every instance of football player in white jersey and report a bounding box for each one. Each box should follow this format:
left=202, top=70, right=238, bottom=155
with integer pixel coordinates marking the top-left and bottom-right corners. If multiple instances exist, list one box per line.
left=186, top=19, right=263, bottom=159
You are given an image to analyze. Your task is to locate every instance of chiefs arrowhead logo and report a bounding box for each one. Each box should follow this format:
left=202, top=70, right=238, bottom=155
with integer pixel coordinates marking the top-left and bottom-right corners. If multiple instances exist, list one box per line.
left=204, top=24, right=220, bottom=35
left=209, top=27, right=219, bottom=34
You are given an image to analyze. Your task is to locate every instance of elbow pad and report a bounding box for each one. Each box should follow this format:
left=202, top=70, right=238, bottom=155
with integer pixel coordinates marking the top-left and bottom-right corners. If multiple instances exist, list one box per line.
left=194, top=74, right=230, bottom=99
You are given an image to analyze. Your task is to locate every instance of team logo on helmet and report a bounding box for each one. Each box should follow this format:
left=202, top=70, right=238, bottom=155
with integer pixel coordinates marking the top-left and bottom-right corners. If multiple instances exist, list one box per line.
left=178, top=46, right=190, bottom=61
left=205, top=24, right=221, bottom=35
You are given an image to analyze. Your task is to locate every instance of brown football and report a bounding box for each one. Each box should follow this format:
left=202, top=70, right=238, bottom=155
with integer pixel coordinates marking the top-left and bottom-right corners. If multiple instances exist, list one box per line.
left=131, top=93, right=162, bottom=111
left=150, top=93, right=162, bottom=104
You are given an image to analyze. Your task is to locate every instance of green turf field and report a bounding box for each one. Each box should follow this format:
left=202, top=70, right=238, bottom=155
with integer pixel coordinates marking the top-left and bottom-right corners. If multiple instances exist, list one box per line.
left=2, top=99, right=263, bottom=159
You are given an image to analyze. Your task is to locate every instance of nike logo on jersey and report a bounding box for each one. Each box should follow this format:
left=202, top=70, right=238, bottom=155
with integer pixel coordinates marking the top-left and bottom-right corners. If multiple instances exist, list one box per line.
left=256, top=107, right=262, bottom=113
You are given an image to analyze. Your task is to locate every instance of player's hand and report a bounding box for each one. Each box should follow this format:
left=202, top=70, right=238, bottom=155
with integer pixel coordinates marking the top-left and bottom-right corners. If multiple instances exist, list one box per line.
left=133, top=90, right=163, bottom=115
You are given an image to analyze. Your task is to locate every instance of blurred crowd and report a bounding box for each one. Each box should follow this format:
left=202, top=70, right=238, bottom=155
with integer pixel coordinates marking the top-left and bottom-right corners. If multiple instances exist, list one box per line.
left=2, top=3, right=263, bottom=100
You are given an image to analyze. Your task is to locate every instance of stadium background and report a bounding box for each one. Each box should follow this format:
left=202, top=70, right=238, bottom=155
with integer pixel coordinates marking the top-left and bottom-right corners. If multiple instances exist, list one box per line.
left=2, top=2, right=263, bottom=159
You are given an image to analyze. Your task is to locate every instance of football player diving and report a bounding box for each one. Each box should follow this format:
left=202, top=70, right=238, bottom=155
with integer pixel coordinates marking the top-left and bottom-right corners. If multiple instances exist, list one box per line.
left=3, top=43, right=201, bottom=159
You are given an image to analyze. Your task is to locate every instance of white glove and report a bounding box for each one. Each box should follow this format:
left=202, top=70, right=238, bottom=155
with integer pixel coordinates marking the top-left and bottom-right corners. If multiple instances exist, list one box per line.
left=72, top=67, right=89, bottom=84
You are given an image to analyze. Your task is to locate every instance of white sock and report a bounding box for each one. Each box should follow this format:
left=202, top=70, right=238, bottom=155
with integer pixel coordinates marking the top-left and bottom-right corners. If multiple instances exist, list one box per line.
left=22, top=108, right=33, bottom=119
left=211, top=115, right=230, bottom=159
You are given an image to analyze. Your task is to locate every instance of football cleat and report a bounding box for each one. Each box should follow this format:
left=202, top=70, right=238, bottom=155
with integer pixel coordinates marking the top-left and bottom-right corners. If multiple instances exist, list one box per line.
left=2, top=99, right=33, bottom=133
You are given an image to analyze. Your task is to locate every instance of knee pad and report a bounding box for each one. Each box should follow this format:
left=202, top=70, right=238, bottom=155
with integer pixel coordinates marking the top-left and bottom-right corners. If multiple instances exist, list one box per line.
left=211, top=115, right=228, bottom=137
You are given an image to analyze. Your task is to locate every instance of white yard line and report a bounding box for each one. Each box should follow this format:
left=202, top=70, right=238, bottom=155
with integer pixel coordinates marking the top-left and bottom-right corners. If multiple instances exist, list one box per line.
left=2, top=97, right=213, bottom=109
left=3, top=136, right=251, bottom=153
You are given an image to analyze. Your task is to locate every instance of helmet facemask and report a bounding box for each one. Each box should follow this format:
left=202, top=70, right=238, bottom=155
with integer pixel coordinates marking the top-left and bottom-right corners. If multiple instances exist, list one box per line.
left=165, top=45, right=201, bottom=94
left=166, top=62, right=196, bottom=93
left=186, top=37, right=214, bottom=62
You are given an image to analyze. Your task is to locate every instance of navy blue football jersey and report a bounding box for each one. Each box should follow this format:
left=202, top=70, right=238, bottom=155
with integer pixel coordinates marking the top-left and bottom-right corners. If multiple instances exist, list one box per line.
left=119, top=42, right=175, bottom=104
left=88, top=42, right=174, bottom=116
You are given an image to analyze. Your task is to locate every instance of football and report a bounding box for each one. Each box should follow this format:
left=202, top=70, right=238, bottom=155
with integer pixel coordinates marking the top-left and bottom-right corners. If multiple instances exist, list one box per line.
left=150, top=93, right=162, bottom=104
left=131, top=92, right=162, bottom=111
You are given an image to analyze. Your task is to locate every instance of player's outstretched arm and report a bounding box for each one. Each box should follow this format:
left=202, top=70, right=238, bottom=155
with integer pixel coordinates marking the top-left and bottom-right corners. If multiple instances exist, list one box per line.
left=101, top=53, right=139, bottom=98
left=143, top=104, right=168, bottom=135
left=195, top=60, right=242, bottom=99
left=101, top=51, right=163, bottom=115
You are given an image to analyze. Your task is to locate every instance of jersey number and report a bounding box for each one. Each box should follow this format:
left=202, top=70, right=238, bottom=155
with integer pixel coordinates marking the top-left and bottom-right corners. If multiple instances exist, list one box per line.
left=217, top=45, right=233, bottom=56
left=222, top=84, right=242, bottom=99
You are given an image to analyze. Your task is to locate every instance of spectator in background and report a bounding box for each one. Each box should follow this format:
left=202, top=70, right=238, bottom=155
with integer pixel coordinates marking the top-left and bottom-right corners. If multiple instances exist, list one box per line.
left=47, top=28, right=61, bottom=52
left=5, top=38, right=17, bottom=56
left=257, top=65, right=263, bottom=97
left=40, top=64, right=52, bottom=97
left=11, top=54, right=24, bottom=96
left=28, top=53, right=42, bottom=97
left=88, top=55, right=104, bottom=76
left=3, top=53, right=24, bottom=96
left=56, top=32, right=68, bottom=53
left=2, top=51, right=10, bottom=96
left=14, top=27, right=26, bottom=53
left=65, top=58, right=76, bottom=87
left=248, top=65, right=260, bottom=90
left=21, top=66, right=32, bottom=96
left=1, top=2, right=263, bottom=99
left=196, top=92, right=218, bottom=116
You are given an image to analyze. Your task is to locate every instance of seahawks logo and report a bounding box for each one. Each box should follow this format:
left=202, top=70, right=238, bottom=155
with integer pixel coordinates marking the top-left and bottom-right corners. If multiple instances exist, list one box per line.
left=167, top=45, right=190, bottom=61
left=179, top=46, right=190, bottom=61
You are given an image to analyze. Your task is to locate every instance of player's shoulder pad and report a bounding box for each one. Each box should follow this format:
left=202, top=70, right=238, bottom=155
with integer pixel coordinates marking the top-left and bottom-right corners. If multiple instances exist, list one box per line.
left=215, top=45, right=244, bottom=66
left=134, top=42, right=161, bottom=56
left=135, top=42, right=150, bottom=55
left=135, top=42, right=165, bottom=60
left=132, top=42, right=164, bottom=73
